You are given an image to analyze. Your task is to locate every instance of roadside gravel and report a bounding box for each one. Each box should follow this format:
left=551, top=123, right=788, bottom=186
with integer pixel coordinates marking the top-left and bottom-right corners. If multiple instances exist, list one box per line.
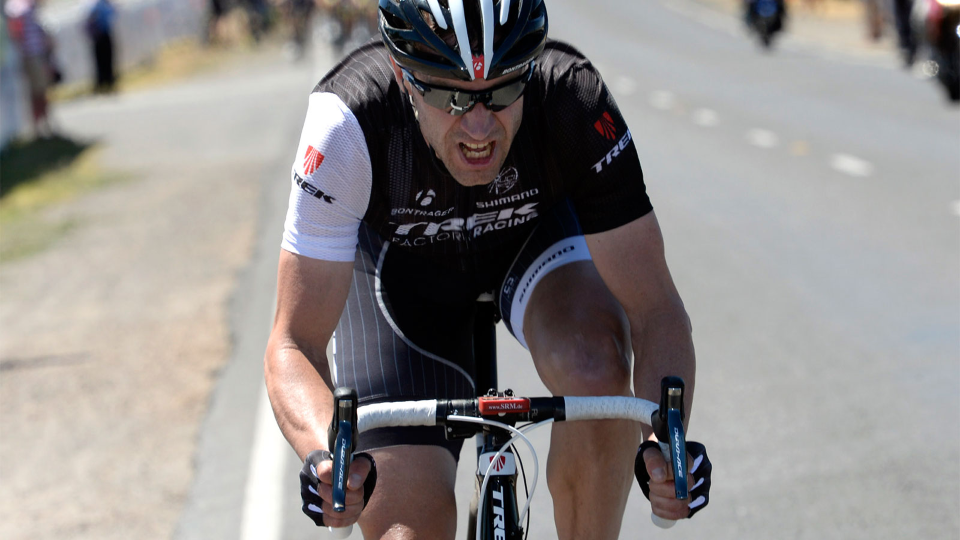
left=0, top=44, right=313, bottom=539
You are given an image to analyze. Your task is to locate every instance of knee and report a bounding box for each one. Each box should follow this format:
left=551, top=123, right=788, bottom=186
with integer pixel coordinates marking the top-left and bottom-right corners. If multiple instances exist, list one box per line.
left=532, top=312, right=632, bottom=396
left=359, top=446, right=458, bottom=538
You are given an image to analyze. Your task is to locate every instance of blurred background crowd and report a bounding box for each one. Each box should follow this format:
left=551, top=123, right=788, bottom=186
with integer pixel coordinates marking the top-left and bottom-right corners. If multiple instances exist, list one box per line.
left=1, top=0, right=958, bottom=149
left=0, top=0, right=381, bottom=148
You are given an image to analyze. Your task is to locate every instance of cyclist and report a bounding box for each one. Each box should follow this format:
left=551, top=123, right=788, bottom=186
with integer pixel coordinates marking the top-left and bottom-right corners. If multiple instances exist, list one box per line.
left=264, top=0, right=713, bottom=537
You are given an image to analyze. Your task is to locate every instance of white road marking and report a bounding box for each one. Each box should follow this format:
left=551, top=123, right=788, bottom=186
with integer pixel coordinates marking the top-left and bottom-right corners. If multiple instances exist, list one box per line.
left=830, top=153, right=874, bottom=177
left=650, top=91, right=676, bottom=110
left=692, top=108, right=719, bottom=127
left=239, top=386, right=288, bottom=540
left=746, top=129, right=779, bottom=148
left=951, top=200, right=960, bottom=217
left=613, top=76, right=637, bottom=96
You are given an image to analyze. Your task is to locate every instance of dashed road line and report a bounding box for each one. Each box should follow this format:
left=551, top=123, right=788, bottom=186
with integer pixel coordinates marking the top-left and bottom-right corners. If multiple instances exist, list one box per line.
left=650, top=90, right=677, bottom=111
left=746, top=129, right=780, bottom=148
left=692, top=108, right=720, bottom=127
left=613, top=76, right=637, bottom=96
left=951, top=200, right=960, bottom=217
left=642, top=90, right=882, bottom=182
left=830, top=153, right=874, bottom=177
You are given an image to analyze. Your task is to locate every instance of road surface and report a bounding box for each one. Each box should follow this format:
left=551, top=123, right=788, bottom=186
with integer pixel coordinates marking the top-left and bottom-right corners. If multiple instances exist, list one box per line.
left=178, top=2, right=960, bottom=539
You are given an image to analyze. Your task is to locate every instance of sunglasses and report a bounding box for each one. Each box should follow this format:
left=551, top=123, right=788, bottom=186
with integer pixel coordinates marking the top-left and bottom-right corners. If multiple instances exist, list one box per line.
left=401, top=62, right=535, bottom=116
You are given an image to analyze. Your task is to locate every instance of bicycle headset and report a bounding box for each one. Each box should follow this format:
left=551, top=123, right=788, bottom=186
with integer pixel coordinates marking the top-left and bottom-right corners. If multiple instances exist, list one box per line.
left=378, top=0, right=549, bottom=82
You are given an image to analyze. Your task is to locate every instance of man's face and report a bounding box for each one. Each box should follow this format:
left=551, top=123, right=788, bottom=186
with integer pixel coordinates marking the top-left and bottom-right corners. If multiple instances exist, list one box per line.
left=393, top=63, right=525, bottom=187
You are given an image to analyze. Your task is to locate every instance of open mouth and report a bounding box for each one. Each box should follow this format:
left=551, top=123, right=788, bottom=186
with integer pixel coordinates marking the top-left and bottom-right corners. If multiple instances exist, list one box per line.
left=459, top=141, right=496, bottom=166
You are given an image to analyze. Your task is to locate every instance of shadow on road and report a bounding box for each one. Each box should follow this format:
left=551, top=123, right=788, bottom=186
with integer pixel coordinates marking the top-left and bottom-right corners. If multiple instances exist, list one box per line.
left=0, top=136, right=94, bottom=198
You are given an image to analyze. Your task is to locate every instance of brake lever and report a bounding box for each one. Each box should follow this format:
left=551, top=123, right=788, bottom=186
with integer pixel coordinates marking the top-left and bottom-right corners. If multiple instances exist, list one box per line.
left=327, top=388, right=359, bottom=537
left=659, top=377, right=688, bottom=500
left=647, top=377, right=687, bottom=529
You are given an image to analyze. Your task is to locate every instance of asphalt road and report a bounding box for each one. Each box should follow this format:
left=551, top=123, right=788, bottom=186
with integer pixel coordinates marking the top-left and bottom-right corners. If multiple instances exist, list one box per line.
left=178, top=1, right=960, bottom=539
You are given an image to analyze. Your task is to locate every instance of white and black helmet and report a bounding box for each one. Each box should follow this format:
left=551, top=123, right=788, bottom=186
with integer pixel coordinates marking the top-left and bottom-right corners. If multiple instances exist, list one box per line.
left=379, top=0, right=548, bottom=81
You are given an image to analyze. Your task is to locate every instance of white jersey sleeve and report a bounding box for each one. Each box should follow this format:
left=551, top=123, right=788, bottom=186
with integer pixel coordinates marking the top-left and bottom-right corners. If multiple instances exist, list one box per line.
left=281, top=92, right=373, bottom=262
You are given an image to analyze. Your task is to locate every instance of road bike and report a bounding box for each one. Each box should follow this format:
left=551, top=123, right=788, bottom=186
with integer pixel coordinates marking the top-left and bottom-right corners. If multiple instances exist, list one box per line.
left=325, top=300, right=692, bottom=539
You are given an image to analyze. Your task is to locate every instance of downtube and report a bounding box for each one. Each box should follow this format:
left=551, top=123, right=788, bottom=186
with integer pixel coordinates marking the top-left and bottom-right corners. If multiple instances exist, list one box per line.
left=478, top=474, right=522, bottom=540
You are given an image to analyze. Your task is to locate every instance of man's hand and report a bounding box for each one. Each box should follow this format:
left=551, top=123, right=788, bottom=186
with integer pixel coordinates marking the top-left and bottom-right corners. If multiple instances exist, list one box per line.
left=636, top=441, right=712, bottom=520
left=300, top=450, right=378, bottom=528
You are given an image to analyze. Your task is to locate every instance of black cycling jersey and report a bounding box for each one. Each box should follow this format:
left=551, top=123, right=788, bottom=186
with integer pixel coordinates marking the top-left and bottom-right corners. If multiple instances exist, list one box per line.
left=285, top=38, right=651, bottom=274
left=282, top=38, right=653, bottom=458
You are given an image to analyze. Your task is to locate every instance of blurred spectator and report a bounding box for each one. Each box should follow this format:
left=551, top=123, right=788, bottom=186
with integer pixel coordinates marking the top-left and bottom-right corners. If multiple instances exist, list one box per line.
left=318, top=0, right=377, bottom=54
left=204, top=0, right=225, bottom=45
left=285, top=0, right=314, bottom=60
left=4, top=0, right=54, bottom=138
left=890, top=0, right=916, bottom=66
left=863, top=0, right=885, bottom=41
left=85, top=0, right=117, bottom=93
left=242, top=0, right=269, bottom=42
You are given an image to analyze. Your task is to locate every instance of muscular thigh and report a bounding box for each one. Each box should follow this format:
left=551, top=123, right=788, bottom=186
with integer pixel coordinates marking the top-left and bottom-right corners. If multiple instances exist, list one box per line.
left=360, top=445, right=458, bottom=539
left=497, top=199, right=631, bottom=396
left=524, top=261, right=631, bottom=395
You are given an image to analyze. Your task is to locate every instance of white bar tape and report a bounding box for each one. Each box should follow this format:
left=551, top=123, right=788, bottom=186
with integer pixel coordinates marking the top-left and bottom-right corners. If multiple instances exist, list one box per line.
left=327, top=525, right=352, bottom=538
left=562, top=396, right=658, bottom=426
left=357, top=400, right=438, bottom=433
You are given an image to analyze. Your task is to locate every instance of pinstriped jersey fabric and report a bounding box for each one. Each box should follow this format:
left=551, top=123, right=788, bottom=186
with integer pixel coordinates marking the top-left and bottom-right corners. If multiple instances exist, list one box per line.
left=283, top=38, right=652, bottom=274
left=333, top=224, right=478, bottom=402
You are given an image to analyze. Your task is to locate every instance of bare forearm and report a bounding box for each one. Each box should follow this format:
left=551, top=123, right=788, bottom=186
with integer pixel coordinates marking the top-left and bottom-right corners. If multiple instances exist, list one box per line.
left=264, top=340, right=335, bottom=461
left=631, top=308, right=696, bottom=440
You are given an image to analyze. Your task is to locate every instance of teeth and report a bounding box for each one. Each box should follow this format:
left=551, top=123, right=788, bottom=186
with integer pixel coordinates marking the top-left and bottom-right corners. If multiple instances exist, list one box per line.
left=460, top=142, right=493, bottom=160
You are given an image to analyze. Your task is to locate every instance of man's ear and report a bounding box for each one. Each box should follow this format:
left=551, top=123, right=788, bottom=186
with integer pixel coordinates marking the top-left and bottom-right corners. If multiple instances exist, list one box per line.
left=389, top=56, right=404, bottom=87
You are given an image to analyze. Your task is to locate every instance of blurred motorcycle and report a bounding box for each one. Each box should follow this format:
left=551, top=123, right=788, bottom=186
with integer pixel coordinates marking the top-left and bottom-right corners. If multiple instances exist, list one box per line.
left=745, top=0, right=786, bottom=49
left=914, top=0, right=960, bottom=101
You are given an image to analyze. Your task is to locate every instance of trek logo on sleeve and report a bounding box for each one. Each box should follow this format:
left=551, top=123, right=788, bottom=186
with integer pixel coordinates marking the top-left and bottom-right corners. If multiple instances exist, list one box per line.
left=294, top=173, right=336, bottom=204
left=591, top=129, right=633, bottom=174
left=303, top=145, right=325, bottom=176
left=594, top=111, right=618, bottom=141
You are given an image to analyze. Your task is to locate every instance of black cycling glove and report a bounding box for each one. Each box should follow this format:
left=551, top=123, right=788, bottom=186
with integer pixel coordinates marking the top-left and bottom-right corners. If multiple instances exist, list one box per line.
left=634, top=440, right=712, bottom=518
left=299, top=449, right=378, bottom=526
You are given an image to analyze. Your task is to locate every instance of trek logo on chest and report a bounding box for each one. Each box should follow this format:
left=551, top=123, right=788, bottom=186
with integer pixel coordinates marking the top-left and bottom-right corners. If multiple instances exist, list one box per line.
left=391, top=202, right=539, bottom=246
left=294, top=173, right=336, bottom=204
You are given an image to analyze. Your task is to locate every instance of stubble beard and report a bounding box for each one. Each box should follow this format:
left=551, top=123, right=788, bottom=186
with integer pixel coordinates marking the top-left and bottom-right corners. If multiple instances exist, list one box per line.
left=442, top=152, right=507, bottom=187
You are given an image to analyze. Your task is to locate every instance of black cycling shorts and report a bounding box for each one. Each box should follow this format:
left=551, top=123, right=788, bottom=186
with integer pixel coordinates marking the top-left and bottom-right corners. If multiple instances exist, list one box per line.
left=331, top=199, right=592, bottom=460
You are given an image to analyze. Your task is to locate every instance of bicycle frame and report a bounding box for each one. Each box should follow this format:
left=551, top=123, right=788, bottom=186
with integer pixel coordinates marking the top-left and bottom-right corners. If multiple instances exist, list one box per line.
left=468, top=298, right=525, bottom=540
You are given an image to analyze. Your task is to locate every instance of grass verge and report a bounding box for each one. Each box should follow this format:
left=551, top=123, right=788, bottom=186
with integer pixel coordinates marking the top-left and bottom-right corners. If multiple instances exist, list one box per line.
left=0, top=137, right=128, bottom=262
